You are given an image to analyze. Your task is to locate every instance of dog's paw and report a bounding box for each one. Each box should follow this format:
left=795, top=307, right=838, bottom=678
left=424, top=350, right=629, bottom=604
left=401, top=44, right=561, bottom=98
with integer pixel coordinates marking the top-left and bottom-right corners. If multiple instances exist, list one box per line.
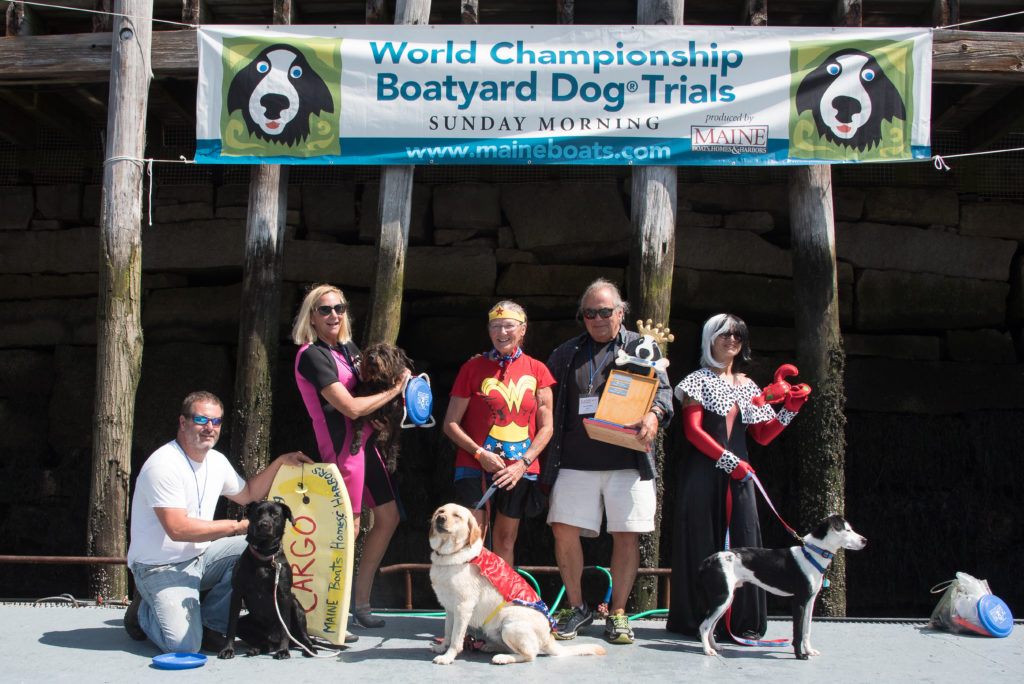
left=433, top=651, right=457, bottom=665
left=806, top=647, right=820, bottom=657
left=217, top=646, right=235, bottom=660
left=795, top=651, right=810, bottom=661
left=491, top=654, right=518, bottom=665
left=703, top=645, right=719, bottom=656
left=244, top=647, right=260, bottom=657
left=273, top=649, right=291, bottom=660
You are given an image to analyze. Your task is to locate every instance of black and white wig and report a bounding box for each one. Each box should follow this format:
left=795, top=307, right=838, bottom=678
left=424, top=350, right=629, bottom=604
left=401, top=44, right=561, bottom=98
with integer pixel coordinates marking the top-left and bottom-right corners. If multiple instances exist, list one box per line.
left=700, top=313, right=751, bottom=370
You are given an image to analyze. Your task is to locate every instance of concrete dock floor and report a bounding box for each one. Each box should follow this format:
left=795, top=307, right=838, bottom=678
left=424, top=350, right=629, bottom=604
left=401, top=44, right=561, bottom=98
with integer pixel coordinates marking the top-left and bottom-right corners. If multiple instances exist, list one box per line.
left=2, top=602, right=1021, bottom=683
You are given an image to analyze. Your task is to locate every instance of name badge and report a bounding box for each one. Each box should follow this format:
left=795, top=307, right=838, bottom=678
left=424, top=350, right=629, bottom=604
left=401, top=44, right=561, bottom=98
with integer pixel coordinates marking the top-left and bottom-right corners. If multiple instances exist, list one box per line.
left=578, top=396, right=599, bottom=415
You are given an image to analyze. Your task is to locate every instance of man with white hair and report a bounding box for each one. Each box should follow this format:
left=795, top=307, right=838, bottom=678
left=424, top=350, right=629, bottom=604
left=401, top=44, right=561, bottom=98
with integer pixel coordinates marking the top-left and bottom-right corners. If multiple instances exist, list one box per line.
left=542, top=279, right=673, bottom=645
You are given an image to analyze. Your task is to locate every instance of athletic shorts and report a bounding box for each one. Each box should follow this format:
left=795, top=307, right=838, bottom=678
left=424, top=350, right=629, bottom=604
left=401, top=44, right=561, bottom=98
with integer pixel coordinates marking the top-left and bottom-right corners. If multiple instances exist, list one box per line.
left=546, top=468, right=655, bottom=538
left=454, top=471, right=535, bottom=520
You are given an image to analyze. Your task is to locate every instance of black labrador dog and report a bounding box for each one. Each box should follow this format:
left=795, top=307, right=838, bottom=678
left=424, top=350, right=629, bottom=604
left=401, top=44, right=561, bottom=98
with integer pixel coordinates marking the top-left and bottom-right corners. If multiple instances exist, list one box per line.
left=218, top=501, right=317, bottom=659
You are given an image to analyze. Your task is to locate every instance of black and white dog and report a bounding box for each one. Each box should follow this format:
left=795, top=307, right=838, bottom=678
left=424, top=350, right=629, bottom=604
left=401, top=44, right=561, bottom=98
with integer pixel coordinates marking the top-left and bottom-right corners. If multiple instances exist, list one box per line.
left=227, top=43, right=334, bottom=147
left=795, top=48, right=906, bottom=152
left=698, top=515, right=867, bottom=660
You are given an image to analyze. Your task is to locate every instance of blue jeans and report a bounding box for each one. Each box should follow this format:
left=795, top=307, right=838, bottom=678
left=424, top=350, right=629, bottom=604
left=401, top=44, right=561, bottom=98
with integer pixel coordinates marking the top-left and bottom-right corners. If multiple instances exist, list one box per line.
left=129, top=535, right=247, bottom=653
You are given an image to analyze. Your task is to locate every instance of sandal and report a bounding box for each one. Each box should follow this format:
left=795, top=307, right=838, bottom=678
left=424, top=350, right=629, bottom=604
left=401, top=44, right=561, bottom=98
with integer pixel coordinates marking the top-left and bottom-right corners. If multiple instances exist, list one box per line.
left=352, top=605, right=385, bottom=628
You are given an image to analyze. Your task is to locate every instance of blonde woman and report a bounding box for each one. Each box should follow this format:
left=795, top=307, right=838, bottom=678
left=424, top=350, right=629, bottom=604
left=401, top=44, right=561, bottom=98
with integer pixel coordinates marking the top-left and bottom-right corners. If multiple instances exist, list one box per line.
left=292, top=284, right=409, bottom=629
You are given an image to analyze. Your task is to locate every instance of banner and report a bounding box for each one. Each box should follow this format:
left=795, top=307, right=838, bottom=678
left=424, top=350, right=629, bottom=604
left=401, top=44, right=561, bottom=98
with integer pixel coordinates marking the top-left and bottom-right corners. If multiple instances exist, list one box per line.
left=196, top=25, right=931, bottom=166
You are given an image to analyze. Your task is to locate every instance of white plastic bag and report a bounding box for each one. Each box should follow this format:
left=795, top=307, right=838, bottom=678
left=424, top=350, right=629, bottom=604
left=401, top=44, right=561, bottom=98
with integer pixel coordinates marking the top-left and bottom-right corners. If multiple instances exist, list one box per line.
left=929, top=571, right=1014, bottom=637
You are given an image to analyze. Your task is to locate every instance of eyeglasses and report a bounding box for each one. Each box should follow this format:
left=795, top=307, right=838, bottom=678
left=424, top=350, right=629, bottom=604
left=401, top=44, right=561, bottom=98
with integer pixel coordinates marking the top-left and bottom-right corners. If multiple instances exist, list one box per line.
left=188, top=414, right=223, bottom=427
left=489, top=322, right=522, bottom=332
left=718, top=331, right=743, bottom=341
left=315, top=303, right=347, bottom=316
left=582, top=307, right=616, bottom=320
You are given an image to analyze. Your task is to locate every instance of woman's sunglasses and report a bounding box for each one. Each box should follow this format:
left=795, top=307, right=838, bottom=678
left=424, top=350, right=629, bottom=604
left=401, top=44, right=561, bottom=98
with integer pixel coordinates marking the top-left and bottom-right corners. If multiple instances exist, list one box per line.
left=315, top=303, right=347, bottom=316
left=582, top=307, right=616, bottom=320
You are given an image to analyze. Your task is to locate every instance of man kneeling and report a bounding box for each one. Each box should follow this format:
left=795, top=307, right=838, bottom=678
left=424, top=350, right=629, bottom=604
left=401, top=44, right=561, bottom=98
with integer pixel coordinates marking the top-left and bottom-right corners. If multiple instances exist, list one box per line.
left=123, top=391, right=312, bottom=653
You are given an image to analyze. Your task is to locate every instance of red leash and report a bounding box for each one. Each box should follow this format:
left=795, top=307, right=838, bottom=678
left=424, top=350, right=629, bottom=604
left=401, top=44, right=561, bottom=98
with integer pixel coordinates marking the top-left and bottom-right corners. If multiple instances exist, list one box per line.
left=722, top=473, right=798, bottom=648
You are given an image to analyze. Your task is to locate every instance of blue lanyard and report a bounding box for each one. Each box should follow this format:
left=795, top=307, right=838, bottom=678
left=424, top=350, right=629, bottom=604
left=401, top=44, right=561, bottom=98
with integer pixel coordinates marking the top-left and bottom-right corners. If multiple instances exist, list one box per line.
left=587, top=337, right=616, bottom=394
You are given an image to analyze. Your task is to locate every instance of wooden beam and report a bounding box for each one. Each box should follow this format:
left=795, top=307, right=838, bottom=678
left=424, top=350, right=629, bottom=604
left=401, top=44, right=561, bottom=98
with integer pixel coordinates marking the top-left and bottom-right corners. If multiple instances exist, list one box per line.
left=6, top=1, right=43, bottom=36
left=462, top=0, right=478, bottom=25
left=556, top=0, right=574, bottom=25
left=743, top=0, right=767, bottom=27
left=365, top=0, right=431, bottom=346
left=933, top=30, right=1024, bottom=84
left=932, top=0, right=959, bottom=28
left=1, top=29, right=1022, bottom=86
left=229, top=0, right=292, bottom=481
left=88, top=0, right=151, bottom=602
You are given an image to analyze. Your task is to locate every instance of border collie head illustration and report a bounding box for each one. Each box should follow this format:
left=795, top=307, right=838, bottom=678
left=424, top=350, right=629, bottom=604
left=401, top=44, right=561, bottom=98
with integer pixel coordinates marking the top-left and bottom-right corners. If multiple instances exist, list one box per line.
left=795, top=48, right=906, bottom=152
left=227, top=43, right=334, bottom=147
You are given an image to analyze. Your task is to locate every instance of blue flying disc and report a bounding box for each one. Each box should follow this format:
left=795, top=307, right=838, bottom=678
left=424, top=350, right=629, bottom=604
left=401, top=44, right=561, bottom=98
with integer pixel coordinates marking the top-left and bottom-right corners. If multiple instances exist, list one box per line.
left=153, top=652, right=207, bottom=669
left=977, top=595, right=1014, bottom=637
left=403, top=375, right=434, bottom=426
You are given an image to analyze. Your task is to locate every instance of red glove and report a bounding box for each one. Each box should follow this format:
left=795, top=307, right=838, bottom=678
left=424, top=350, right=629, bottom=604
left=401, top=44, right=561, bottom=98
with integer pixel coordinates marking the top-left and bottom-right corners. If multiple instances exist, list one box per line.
left=682, top=405, right=754, bottom=480
left=730, top=458, right=755, bottom=482
left=784, top=383, right=811, bottom=412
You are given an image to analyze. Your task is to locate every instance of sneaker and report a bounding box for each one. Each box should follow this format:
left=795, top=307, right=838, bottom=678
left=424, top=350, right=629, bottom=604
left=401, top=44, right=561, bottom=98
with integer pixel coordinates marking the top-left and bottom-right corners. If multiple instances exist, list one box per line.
left=123, top=591, right=146, bottom=641
left=604, top=613, right=634, bottom=644
left=553, top=604, right=593, bottom=640
left=352, top=605, right=385, bottom=628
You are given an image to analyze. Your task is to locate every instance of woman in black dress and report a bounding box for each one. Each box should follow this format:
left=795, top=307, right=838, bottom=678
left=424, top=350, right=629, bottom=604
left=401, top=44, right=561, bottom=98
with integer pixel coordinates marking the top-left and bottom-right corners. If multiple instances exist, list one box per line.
left=666, top=313, right=808, bottom=639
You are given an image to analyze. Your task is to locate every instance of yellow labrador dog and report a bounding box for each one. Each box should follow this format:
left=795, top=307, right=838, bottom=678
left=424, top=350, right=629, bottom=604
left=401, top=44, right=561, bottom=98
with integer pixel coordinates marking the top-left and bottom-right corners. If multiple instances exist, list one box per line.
left=429, top=503, right=606, bottom=665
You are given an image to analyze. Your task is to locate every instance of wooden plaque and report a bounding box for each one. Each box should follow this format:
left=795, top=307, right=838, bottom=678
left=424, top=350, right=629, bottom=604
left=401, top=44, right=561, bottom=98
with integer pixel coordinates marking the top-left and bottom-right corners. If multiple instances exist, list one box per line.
left=582, top=369, right=658, bottom=452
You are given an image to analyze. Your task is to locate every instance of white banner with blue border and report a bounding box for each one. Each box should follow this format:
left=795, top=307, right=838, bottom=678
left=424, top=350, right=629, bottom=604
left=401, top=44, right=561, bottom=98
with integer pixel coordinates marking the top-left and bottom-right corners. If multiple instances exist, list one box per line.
left=196, top=25, right=932, bottom=166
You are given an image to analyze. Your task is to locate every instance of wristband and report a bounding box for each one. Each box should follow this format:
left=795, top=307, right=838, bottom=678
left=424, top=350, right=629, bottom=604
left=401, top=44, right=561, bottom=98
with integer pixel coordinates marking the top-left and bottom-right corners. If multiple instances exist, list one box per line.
left=473, top=446, right=483, bottom=461
left=521, top=457, right=533, bottom=468
left=715, top=450, right=740, bottom=474
left=777, top=407, right=798, bottom=426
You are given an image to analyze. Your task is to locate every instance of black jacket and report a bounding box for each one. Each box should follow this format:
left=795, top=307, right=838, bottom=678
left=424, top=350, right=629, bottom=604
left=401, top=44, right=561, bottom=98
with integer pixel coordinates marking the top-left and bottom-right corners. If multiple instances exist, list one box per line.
left=540, top=328, right=673, bottom=485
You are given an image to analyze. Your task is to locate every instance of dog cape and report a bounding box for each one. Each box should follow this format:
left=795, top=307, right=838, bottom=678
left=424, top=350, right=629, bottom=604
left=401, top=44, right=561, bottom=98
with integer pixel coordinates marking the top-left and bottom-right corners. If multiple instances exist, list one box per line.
left=470, top=548, right=557, bottom=629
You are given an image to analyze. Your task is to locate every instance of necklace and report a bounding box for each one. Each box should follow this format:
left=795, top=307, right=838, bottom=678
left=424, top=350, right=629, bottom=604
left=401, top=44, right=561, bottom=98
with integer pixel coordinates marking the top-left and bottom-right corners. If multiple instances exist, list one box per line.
left=174, top=440, right=207, bottom=517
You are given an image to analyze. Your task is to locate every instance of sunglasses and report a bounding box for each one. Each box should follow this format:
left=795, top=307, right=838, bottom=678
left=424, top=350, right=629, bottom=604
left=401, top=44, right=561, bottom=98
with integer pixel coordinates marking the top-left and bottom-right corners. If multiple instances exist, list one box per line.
left=582, top=307, right=616, bottom=320
left=315, top=303, right=347, bottom=316
left=718, top=331, right=743, bottom=341
left=188, top=414, right=223, bottom=427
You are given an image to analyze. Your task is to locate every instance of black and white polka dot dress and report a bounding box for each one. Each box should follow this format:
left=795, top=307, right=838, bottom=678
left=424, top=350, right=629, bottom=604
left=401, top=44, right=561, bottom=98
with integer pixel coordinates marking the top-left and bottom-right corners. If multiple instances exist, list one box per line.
left=666, top=367, right=773, bottom=639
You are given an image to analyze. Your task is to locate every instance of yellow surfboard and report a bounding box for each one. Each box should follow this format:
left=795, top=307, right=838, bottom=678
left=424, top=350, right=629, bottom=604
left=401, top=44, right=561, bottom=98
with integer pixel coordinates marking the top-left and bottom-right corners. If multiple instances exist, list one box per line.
left=268, top=463, right=354, bottom=645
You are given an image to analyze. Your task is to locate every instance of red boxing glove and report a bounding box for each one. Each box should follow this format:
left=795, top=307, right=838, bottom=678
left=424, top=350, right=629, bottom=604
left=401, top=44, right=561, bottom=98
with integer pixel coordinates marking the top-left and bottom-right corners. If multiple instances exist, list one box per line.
left=784, top=383, right=811, bottom=412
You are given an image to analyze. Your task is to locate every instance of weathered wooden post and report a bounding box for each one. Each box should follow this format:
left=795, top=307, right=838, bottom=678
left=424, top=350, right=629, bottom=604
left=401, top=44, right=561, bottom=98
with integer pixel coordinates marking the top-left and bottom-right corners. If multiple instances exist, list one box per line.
left=786, top=0, right=857, bottom=615
left=628, top=0, right=682, bottom=613
left=365, top=0, right=432, bottom=345
left=789, top=166, right=847, bottom=616
left=229, top=0, right=293, bottom=480
left=87, top=0, right=152, bottom=600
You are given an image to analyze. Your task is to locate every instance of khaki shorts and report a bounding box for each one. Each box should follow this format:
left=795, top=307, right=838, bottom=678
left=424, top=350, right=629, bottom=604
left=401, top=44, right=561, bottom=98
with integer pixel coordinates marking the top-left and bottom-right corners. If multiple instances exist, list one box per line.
left=547, top=468, right=656, bottom=538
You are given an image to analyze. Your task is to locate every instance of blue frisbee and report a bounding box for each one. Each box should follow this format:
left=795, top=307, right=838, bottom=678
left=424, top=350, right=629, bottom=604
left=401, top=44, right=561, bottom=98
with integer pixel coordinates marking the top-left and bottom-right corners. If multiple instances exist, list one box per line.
left=403, top=374, right=435, bottom=427
left=152, top=652, right=207, bottom=669
left=977, top=595, right=1014, bottom=637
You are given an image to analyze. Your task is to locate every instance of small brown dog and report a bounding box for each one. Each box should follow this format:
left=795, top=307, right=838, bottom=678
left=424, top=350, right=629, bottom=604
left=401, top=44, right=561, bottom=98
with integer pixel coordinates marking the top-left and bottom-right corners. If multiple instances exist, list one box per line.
left=349, top=342, right=413, bottom=472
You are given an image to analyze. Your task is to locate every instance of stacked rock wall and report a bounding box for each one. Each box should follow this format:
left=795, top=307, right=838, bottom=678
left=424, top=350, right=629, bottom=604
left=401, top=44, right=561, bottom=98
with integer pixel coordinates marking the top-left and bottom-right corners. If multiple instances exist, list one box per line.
left=1, top=176, right=1021, bottom=615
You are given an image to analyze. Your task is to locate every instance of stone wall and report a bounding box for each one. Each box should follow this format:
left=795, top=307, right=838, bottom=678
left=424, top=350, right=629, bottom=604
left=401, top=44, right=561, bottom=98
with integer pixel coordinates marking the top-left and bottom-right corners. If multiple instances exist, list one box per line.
left=1, top=177, right=1022, bottom=615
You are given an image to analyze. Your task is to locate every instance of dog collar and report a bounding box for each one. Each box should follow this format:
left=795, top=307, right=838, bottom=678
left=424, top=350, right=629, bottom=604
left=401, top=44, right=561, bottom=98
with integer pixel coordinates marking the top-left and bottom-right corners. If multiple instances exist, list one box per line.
left=800, top=542, right=833, bottom=574
left=248, top=543, right=279, bottom=562
left=804, top=542, right=834, bottom=559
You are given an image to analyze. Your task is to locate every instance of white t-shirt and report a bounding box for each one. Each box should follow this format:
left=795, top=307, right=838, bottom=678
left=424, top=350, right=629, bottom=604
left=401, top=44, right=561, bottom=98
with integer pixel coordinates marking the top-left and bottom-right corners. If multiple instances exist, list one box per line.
left=127, top=440, right=246, bottom=566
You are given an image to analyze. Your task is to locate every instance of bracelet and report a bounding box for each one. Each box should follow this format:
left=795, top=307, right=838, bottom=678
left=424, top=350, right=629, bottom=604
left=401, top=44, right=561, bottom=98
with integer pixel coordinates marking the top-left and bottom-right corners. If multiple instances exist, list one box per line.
left=521, top=457, right=533, bottom=468
left=473, top=446, right=483, bottom=461
left=715, top=450, right=740, bottom=474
